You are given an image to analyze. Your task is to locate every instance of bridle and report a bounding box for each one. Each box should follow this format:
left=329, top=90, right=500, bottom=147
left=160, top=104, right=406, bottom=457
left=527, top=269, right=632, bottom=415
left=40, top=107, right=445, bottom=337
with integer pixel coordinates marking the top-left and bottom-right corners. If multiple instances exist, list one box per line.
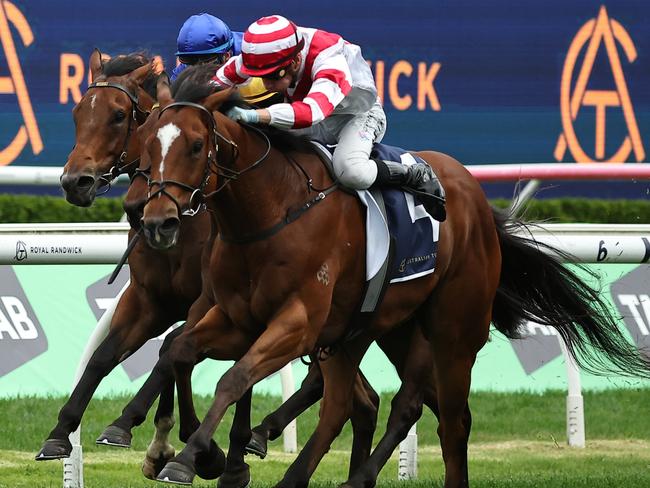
left=146, top=101, right=271, bottom=217
left=146, top=101, right=338, bottom=244
left=85, top=81, right=152, bottom=192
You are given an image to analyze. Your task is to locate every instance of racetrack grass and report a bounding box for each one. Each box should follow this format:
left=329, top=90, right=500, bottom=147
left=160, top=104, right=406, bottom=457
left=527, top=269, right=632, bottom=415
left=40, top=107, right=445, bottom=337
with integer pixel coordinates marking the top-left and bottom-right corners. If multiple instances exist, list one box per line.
left=1, top=389, right=649, bottom=487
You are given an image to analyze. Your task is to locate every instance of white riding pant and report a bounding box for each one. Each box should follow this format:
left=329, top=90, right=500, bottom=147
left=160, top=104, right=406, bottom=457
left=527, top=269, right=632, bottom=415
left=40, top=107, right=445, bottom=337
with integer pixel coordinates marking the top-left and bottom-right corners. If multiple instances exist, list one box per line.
left=292, top=100, right=387, bottom=189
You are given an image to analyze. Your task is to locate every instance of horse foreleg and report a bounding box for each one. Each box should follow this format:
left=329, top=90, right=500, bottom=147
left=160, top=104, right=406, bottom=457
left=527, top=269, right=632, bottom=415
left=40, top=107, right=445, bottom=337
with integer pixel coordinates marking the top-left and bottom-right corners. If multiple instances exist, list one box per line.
left=157, top=300, right=317, bottom=486
left=36, top=286, right=164, bottom=460
left=133, top=328, right=184, bottom=479
left=155, top=305, right=247, bottom=484
left=98, top=324, right=184, bottom=447
left=217, top=388, right=253, bottom=488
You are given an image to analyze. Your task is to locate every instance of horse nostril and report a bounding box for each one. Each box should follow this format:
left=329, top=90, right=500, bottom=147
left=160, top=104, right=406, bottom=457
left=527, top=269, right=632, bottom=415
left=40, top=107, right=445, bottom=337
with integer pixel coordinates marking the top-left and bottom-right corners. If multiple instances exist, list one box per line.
left=77, top=175, right=96, bottom=190
left=159, top=218, right=180, bottom=236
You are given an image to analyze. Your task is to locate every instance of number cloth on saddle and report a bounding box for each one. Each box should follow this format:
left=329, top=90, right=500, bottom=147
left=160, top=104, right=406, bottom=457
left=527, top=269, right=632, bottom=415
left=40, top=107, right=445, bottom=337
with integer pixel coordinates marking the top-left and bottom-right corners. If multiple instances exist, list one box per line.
left=313, top=141, right=440, bottom=283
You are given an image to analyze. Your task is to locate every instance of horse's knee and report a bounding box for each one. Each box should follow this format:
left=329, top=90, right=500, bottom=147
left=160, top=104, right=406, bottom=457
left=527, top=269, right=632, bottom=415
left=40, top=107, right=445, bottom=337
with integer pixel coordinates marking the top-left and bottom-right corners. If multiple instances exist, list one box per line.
left=216, top=363, right=250, bottom=403
left=86, top=335, right=123, bottom=374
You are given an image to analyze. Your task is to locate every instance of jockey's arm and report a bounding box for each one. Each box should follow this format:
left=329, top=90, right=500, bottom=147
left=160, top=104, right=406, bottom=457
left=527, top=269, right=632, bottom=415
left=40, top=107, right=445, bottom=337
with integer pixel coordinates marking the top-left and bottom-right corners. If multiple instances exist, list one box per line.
left=259, top=52, right=352, bottom=129
left=213, top=55, right=250, bottom=87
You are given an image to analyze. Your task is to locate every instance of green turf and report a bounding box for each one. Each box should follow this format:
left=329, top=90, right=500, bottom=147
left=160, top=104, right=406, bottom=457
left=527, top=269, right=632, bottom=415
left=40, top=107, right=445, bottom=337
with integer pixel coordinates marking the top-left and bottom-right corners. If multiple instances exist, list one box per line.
left=1, top=389, right=649, bottom=487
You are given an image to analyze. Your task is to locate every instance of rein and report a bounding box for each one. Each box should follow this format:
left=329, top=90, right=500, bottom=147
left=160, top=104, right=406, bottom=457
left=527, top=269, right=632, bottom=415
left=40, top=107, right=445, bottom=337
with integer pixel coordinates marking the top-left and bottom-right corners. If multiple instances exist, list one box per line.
left=86, top=81, right=152, bottom=191
left=147, top=101, right=339, bottom=244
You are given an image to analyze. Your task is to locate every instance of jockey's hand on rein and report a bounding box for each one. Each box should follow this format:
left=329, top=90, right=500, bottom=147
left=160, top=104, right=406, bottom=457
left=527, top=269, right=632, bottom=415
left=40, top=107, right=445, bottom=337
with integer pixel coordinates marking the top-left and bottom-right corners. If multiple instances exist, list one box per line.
left=226, top=106, right=260, bottom=124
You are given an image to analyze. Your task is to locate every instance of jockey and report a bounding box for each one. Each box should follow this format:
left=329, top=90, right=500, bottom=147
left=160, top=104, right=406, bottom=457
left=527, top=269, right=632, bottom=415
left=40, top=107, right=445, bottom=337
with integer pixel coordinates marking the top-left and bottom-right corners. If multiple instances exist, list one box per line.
left=172, top=13, right=282, bottom=107
left=171, top=13, right=242, bottom=82
left=212, top=15, right=446, bottom=221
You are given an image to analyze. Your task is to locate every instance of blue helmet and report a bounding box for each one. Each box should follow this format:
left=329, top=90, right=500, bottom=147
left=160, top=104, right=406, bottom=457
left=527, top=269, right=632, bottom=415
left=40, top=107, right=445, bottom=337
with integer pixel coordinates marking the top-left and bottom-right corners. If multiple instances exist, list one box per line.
left=175, top=13, right=234, bottom=56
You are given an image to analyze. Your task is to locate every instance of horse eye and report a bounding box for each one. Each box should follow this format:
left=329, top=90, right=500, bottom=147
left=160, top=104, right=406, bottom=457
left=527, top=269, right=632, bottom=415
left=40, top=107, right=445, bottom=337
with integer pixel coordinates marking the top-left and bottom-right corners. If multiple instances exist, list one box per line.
left=192, top=140, right=203, bottom=154
left=113, top=110, right=126, bottom=123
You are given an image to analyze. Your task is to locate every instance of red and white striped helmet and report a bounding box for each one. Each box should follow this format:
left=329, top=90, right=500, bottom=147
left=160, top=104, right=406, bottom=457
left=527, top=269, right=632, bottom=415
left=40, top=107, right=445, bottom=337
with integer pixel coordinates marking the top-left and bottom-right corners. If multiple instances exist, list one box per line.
left=241, top=15, right=305, bottom=76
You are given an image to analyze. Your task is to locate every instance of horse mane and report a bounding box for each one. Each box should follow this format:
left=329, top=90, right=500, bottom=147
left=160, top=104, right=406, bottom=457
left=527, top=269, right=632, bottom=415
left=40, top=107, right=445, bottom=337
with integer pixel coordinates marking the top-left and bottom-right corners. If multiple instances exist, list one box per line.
left=101, top=52, right=158, bottom=100
left=171, top=64, right=313, bottom=154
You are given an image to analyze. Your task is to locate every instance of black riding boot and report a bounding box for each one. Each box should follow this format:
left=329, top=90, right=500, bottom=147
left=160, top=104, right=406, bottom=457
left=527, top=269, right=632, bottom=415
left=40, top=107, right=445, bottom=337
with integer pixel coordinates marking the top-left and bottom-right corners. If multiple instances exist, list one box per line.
left=372, top=159, right=446, bottom=222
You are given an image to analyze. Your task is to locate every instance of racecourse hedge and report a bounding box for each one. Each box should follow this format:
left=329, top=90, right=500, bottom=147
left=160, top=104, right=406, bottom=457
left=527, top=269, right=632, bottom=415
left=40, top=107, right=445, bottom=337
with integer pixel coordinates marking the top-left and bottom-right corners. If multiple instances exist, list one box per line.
left=0, top=194, right=124, bottom=223
left=0, top=194, right=648, bottom=223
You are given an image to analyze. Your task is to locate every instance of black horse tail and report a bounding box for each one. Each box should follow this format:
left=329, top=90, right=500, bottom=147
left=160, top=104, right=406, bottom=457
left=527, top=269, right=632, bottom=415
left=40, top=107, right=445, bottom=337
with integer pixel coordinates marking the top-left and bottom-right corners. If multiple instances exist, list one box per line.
left=490, top=207, right=650, bottom=378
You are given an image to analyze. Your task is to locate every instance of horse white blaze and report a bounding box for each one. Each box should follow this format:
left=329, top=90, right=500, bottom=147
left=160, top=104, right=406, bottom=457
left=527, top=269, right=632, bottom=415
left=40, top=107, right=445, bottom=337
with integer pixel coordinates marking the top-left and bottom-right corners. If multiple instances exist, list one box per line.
left=156, top=123, right=181, bottom=180
left=88, top=94, right=97, bottom=124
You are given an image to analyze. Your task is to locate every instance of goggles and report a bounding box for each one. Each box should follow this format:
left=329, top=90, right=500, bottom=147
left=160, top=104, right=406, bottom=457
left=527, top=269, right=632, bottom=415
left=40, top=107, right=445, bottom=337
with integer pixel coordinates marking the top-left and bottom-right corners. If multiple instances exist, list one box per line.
left=179, top=53, right=226, bottom=66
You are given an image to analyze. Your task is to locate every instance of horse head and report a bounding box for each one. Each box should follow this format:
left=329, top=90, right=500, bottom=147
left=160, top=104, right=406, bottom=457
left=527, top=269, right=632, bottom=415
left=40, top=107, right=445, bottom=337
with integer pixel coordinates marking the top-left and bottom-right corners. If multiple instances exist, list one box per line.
left=122, top=75, right=168, bottom=230
left=61, top=49, right=157, bottom=206
left=141, top=64, right=233, bottom=249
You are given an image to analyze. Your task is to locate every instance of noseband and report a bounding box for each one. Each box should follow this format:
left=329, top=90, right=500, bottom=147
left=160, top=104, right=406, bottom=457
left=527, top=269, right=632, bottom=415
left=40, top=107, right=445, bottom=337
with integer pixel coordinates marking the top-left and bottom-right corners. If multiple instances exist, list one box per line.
left=146, top=101, right=271, bottom=217
left=85, top=81, right=152, bottom=192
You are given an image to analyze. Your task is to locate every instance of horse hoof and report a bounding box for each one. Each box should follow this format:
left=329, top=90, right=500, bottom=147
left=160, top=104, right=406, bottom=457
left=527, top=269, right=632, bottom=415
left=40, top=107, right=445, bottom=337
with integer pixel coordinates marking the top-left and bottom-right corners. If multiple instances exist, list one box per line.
left=157, top=461, right=195, bottom=485
left=217, top=465, right=251, bottom=488
left=35, top=438, right=72, bottom=460
left=142, top=449, right=175, bottom=480
left=194, top=440, right=226, bottom=480
left=244, top=430, right=268, bottom=459
left=96, top=425, right=132, bottom=448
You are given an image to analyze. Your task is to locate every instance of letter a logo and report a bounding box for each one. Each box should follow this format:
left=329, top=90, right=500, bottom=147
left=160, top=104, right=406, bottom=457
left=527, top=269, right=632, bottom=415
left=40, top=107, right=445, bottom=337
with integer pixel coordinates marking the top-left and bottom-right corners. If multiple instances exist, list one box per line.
left=554, top=6, right=645, bottom=163
left=0, top=1, right=42, bottom=166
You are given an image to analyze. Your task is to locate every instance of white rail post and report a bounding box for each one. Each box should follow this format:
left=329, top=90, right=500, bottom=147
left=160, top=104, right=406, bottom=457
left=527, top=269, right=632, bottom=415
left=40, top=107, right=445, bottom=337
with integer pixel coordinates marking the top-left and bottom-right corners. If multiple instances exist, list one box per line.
left=398, top=423, right=418, bottom=480
left=63, top=281, right=130, bottom=488
left=279, top=363, right=297, bottom=453
left=558, top=338, right=585, bottom=447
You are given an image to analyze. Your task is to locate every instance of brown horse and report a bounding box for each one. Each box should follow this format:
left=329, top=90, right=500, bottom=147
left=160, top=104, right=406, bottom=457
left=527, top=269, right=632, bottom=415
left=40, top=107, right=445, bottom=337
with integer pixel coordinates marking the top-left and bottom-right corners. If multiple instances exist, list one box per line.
left=60, top=50, right=156, bottom=206
left=36, top=52, right=219, bottom=477
left=107, top=69, right=434, bottom=488
left=40, top=56, right=384, bottom=486
left=140, top=66, right=650, bottom=488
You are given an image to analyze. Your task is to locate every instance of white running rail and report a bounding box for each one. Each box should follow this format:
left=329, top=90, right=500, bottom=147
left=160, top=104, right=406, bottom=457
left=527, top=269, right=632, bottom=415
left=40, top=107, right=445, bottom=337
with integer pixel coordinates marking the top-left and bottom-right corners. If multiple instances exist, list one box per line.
left=1, top=223, right=648, bottom=486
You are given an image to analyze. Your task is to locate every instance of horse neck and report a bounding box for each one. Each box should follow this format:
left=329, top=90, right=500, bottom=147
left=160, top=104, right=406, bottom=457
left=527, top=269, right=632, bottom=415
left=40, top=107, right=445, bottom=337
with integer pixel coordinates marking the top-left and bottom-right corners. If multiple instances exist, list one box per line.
left=207, top=115, right=309, bottom=241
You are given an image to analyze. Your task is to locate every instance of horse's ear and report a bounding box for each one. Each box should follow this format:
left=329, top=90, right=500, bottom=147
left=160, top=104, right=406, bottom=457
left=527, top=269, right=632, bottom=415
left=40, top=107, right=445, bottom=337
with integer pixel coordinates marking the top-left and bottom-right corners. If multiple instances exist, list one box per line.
left=157, top=72, right=172, bottom=107
left=204, top=87, right=235, bottom=113
left=129, top=60, right=154, bottom=86
left=89, top=48, right=103, bottom=82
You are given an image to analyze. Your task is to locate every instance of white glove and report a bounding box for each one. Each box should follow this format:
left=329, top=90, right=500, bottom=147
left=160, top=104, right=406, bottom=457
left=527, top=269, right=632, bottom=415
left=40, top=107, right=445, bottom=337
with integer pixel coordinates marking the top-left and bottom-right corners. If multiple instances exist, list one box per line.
left=226, top=106, right=260, bottom=124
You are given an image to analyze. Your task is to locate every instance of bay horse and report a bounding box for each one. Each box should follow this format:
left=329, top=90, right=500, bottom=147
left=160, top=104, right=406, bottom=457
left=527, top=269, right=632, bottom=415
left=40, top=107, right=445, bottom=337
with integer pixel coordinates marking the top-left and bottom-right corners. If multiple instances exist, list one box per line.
left=37, top=51, right=221, bottom=478
left=139, top=66, right=650, bottom=488
left=60, top=50, right=156, bottom=206
left=40, top=56, right=385, bottom=485
left=102, top=69, right=439, bottom=488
